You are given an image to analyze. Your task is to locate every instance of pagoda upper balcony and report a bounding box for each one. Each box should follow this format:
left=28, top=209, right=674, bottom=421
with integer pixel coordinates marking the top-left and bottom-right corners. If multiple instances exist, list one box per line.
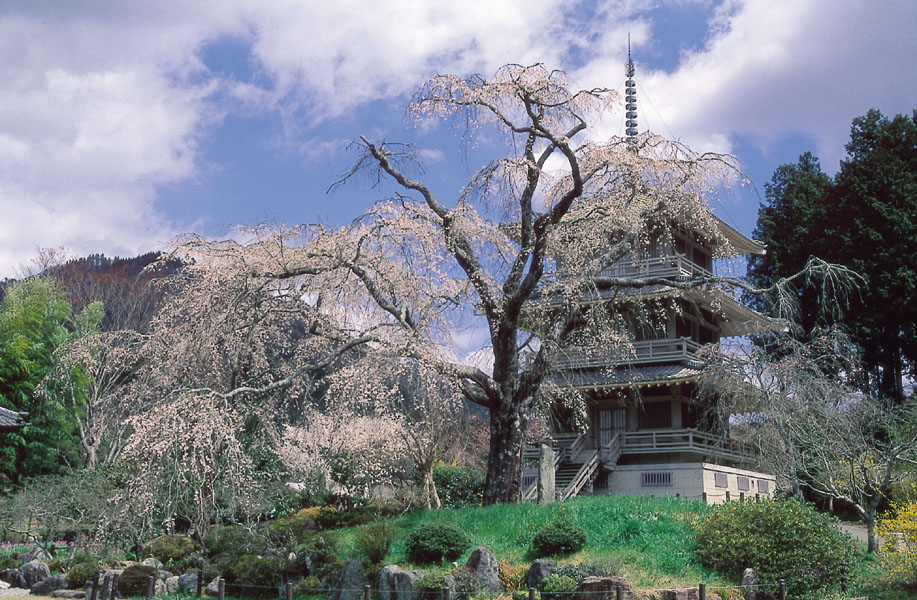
left=598, top=253, right=712, bottom=280
left=553, top=337, right=703, bottom=371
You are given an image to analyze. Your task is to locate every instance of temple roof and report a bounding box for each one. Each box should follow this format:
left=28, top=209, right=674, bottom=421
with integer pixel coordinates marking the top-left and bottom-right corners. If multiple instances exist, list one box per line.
left=552, top=362, right=705, bottom=391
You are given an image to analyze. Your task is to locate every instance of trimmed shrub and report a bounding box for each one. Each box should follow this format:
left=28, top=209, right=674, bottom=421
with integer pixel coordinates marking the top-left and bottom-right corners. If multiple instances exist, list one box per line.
left=432, top=465, right=485, bottom=508
left=552, top=559, right=619, bottom=583
left=531, top=519, right=587, bottom=557
left=205, top=525, right=265, bottom=558
left=66, top=558, right=100, bottom=588
left=539, top=574, right=577, bottom=600
left=266, top=509, right=318, bottom=546
left=225, top=555, right=283, bottom=597
left=0, top=555, right=20, bottom=570
left=354, top=521, right=397, bottom=565
left=117, top=564, right=158, bottom=596
left=694, top=498, right=854, bottom=598
left=405, top=522, right=471, bottom=564
left=142, top=535, right=196, bottom=566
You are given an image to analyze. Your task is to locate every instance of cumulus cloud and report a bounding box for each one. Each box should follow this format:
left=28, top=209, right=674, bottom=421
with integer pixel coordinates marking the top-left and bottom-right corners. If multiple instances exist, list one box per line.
left=580, top=0, right=917, bottom=171
left=1, top=0, right=913, bottom=277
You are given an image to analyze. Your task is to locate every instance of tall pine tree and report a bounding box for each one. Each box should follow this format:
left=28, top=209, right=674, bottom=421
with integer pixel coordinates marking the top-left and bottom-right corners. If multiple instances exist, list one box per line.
left=749, top=109, right=917, bottom=401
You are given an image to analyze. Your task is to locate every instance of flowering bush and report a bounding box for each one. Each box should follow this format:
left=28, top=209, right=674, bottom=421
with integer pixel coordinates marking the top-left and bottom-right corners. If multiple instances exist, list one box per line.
left=694, top=498, right=854, bottom=598
left=879, top=500, right=917, bottom=587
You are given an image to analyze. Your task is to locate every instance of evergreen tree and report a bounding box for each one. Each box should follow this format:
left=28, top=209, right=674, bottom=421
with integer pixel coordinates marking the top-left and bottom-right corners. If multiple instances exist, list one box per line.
left=749, top=108, right=917, bottom=400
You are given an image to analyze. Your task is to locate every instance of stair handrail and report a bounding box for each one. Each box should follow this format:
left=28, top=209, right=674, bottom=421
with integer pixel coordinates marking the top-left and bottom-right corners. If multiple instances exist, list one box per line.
left=558, top=449, right=599, bottom=501
left=599, top=431, right=622, bottom=465
left=563, top=433, right=586, bottom=463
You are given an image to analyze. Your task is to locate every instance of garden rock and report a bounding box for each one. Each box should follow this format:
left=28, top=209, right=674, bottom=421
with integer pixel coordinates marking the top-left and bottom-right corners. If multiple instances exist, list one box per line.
left=164, top=576, right=180, bottom=594
left=177, top=572, right=199, bottom=591
left=2, top=568, right=27, bottom=589
left=741, top=568, right=758, bottom=600
left=460, top=547, right=501, bottom=594
left=205, top=577, right=222, bottom=596
left=0, top=579, right=9, bottom=589
left=525, top=559, right=554, bottom=589
left=19, top=560, right=50, bottom=588
left=378, top=566, right=425, bottom=600
left=140, top=558, right=163, bottom=570
left=575, top=576, right=639, bottom=600
left=328, top=559, right=367, bottom=600
left=22, top=548, right=52, bottom=564
left=31, top=574, right=69, bottom=595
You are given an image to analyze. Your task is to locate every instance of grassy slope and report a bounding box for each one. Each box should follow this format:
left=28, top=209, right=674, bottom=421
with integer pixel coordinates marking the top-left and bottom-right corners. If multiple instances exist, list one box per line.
left=335, top=495, right=911, bottom=599
left=344, top=495, right=722, bottom=589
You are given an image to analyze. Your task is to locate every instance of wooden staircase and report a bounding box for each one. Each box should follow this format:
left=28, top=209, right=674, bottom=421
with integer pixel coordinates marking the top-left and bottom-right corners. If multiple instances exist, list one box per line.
left=522, top=433, right=619, bottom=501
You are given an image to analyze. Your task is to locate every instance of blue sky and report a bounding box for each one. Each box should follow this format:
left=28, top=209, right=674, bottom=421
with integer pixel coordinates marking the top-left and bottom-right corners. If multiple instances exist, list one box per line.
left=1, top=0, right=915, bottom=277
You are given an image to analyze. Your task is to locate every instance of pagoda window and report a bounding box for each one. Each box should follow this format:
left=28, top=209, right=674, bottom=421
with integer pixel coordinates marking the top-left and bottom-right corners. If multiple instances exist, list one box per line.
left=638, top=401, right=672, bottom=429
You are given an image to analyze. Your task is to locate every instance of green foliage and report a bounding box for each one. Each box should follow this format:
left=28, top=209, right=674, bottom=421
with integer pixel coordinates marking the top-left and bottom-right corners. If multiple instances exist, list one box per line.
left=432, top=464, right=484, bottom=508
left=414, top=569, right=448, bottom=594
left=141, top=535, right=197, bottom=567
left=405, top=522, right=471, bottom=564
left=0, top=555, right=19, bottom=570
left=531, top=519, right=587, bottom=558
left=354, top=521, right=397, bottom=565
left=694, top=498, right=855, bottom=597
left=66, top=557, right=100, bottom=588
left=225, top=554, right=283, bottom=597
left=266, top=509, right=317, bottom=547
left=749, top=108, right=917, bottom=401
left=117, top=564, right=158, bottom=596
left=539, top=574, right=578, bottom=600
left=552, top=559, right=620, bottom=582
left=0, top=277, right=82, bottom=482
left=205, top=525, right=265, bottom=558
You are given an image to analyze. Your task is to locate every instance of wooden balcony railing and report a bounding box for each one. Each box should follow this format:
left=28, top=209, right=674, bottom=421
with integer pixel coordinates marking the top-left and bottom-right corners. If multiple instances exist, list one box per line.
left=554, top=337, right=702, bottom=370
left=620, top=428, right=753, bottom=463
left=598, top=254, right=713, bottom=280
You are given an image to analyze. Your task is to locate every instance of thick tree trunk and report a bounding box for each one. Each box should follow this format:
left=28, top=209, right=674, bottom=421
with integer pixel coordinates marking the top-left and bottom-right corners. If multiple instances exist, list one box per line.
left=482, top=404, right=526, bottom=504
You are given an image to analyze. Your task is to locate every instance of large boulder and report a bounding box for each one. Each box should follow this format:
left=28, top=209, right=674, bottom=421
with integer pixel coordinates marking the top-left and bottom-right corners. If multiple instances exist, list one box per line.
left=574, top=576, right=639, bottom=600
left=458, top=547, right=501, bottom=595
left=328, top=559, right=367, bottom=600
left=31, top=574, right=68, bottom=595
left=525, top=559, right=554, bottom=590
left=2, top=568, right=27, bottom=589
left=19, top=560, right=50, bottom=589
left=177, top=572, right=199, bottom=592
left=378, top=566, right=425, bottom=600
left=22, top=548, right=52, bottom=565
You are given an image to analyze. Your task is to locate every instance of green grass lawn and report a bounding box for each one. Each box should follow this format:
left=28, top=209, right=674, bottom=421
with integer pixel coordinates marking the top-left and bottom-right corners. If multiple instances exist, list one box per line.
left=330, top=495, right=911, bottom=599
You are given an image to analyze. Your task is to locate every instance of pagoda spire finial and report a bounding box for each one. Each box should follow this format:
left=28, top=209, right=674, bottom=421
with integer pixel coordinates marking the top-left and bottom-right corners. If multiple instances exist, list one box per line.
left=625, top=34, right=638, bottom=142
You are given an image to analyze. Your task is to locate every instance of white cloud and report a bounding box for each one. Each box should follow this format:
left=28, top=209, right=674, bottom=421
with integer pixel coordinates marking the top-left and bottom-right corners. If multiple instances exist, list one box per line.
left=581, top=0, right=917, bottom=171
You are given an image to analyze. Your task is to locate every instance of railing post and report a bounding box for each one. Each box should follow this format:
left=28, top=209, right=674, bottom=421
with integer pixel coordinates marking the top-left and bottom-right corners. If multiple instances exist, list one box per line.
left=145, top=576, right=155, bottom=600
left=779, top=579, right=786, bottom=600
left=529, top=587, right=535, bottom=600
left=364, top=584, right=371, bottom=600
left=197, top=569, right=204, bottom=598
left=698, top=583, right=705, bottom=600
left=218, top=579, right=225, bottom=600
left=615, top=584, right=622, bottom=600
left=90, top=574, right=100, bottom=600
left=286, top=581, right=294, bottom=600
left=442, top=586, right=450, bottom=600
